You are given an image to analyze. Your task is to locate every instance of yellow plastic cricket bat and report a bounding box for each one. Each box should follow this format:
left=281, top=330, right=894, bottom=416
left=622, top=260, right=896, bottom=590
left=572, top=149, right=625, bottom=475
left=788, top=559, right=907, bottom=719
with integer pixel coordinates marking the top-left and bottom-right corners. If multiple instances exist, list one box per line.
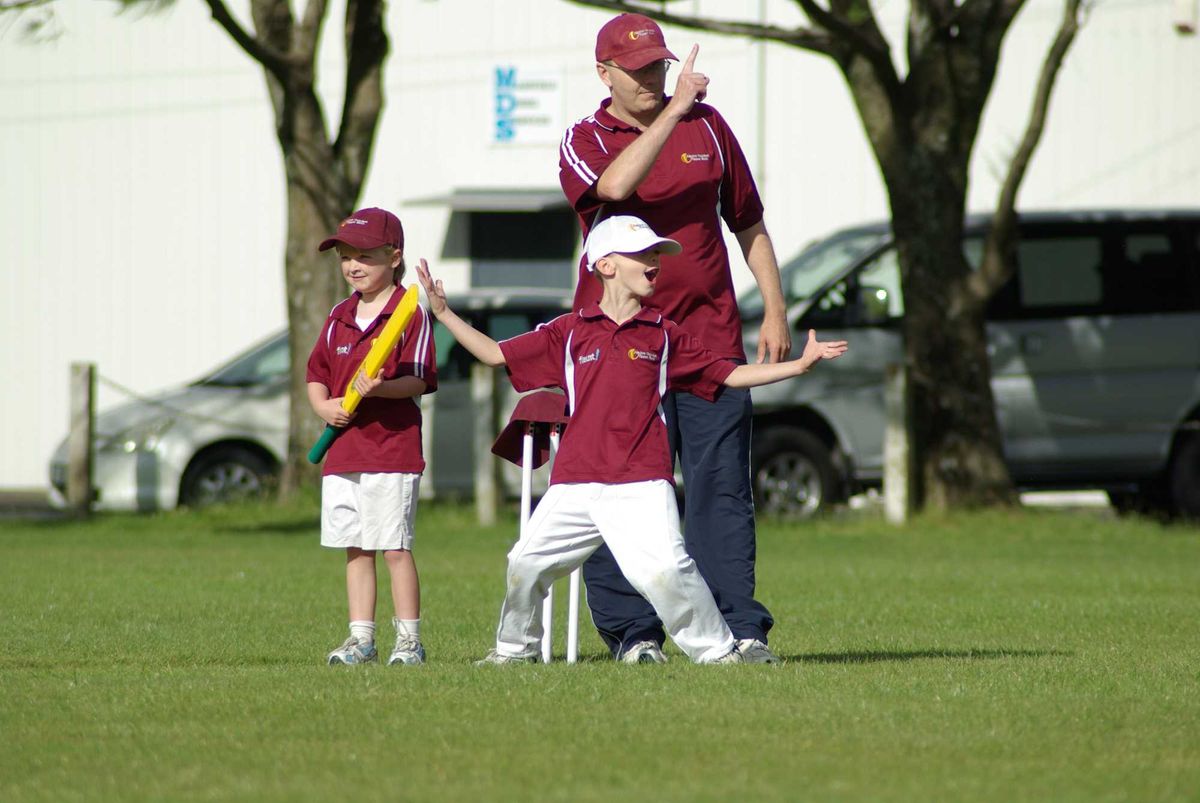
left=307, top=284, right=421, bottom=463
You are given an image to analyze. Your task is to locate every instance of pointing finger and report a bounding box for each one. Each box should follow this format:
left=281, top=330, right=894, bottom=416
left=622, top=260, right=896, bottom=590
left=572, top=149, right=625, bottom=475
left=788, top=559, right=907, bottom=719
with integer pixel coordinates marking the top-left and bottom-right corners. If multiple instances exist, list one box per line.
left=681, top=44, right=698, bottom=74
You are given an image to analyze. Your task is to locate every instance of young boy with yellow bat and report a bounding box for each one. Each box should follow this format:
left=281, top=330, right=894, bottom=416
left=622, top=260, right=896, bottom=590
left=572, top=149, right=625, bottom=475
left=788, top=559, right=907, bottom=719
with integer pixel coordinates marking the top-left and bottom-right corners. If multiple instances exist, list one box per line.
left=305, top=207, right=437, bottom=666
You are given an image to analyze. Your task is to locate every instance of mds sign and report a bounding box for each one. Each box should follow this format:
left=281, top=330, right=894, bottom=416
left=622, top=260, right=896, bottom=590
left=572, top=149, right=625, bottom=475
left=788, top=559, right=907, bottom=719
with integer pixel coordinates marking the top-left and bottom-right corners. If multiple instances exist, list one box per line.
left=493, top=66, right=562, bottom=145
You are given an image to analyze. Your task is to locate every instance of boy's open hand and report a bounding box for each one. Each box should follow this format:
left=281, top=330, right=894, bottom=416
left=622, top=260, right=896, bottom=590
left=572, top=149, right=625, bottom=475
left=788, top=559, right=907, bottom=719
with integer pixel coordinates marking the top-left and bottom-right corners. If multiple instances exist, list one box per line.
left=801, top=329, right=849, bottom=368
left=415, top=258, right=449, bottom=318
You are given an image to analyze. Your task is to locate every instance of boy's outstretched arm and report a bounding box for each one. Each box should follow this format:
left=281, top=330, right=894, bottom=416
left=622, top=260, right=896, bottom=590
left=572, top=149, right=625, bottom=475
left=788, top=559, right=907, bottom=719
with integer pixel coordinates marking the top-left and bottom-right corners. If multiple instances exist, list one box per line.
left=414, top=258, right=506, bottom=367
left=723, top=329, right=848, bottom=388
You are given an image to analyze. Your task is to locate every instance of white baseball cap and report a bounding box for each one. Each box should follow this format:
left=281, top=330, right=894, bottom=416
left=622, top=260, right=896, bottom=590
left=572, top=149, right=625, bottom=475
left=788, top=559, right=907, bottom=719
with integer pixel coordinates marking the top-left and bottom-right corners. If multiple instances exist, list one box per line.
left=585, top=215, right=682, bottom=271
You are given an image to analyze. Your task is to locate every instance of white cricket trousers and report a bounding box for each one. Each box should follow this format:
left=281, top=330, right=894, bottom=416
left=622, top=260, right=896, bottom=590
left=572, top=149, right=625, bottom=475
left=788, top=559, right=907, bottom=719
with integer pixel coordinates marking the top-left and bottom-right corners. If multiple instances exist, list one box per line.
left=494, top=480, right=736, bottom=663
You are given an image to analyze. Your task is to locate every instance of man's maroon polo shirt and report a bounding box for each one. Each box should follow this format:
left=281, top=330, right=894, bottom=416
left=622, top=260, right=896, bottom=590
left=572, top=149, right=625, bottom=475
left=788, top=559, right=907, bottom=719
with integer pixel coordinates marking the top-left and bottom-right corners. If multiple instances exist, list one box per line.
left=559, top=99, right=765, bottom=360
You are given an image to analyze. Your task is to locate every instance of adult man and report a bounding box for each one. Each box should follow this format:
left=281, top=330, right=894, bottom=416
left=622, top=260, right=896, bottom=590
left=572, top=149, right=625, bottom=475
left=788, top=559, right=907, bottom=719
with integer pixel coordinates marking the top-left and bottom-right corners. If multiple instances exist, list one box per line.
left=558, top=13, right=791, bottom=664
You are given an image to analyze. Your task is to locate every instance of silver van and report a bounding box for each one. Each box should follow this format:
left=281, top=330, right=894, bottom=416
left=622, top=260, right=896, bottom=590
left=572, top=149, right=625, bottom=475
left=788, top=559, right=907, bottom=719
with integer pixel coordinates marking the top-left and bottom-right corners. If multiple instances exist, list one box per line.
left=740, top=210, right=1200, bottom=519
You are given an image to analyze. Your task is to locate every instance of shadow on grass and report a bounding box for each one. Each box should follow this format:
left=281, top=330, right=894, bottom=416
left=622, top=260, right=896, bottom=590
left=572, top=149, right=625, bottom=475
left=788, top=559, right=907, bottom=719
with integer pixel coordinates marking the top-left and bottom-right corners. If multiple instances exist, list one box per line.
left=789, top=648, right=1072, bottom=664
left=212, top=518, right=318, bottom=536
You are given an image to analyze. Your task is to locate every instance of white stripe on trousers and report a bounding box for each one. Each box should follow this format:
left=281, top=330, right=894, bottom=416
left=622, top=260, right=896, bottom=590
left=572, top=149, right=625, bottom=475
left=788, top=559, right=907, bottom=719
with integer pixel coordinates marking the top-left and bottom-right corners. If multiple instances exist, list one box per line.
left=493, top=480, right=735, bottom=663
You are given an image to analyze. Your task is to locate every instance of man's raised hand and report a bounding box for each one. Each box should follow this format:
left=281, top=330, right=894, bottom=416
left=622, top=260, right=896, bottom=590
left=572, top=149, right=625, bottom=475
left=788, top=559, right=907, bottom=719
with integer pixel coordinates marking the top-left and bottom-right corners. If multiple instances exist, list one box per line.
left=668, top=44, right=708, bottom=117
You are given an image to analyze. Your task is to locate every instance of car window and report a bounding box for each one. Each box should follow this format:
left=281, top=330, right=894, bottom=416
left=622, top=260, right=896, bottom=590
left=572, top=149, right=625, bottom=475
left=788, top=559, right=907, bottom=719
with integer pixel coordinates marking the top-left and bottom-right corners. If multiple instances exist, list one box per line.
left=1018, top=237, right=1103, bottom=308
left=986, top=231, right=1105, bottom=321
left=739, top=230, right=885, bottom=319
left=858, top=248, right=903, bottom=318
left=200, top=334, right=289, bottom=387
left=1104, top=231, right=1198, bottom=314
left=806, top=246, right=902, bottom=327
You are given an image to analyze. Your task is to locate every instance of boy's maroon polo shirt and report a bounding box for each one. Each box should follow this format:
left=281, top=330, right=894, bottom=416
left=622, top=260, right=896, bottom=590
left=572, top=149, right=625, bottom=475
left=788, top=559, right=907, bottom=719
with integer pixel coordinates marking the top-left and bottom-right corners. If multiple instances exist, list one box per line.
left=498, top=306, right=735, bottom=486
left=559, top=99, right=765, bottom=361
left=305, top=284, right=437, bottom=476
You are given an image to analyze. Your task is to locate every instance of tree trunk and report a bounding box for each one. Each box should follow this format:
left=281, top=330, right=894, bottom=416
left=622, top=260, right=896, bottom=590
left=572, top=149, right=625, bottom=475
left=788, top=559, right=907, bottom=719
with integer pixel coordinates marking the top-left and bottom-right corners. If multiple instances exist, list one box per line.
left=888, top=151, right=1015, bottom=511
left=273, top=90, right=357, bottom=498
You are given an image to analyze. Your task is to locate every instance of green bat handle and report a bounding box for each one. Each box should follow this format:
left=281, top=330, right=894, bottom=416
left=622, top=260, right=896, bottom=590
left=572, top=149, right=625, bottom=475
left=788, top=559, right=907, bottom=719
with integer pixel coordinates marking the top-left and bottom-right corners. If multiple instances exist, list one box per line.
left=307, top=425, right=339, bottom=464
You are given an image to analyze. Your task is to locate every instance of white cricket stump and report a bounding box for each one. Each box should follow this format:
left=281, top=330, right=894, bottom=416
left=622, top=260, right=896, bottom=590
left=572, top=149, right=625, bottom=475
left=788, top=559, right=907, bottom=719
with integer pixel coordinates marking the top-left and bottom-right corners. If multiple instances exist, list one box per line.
left=518, top=424, right=580, bottom=663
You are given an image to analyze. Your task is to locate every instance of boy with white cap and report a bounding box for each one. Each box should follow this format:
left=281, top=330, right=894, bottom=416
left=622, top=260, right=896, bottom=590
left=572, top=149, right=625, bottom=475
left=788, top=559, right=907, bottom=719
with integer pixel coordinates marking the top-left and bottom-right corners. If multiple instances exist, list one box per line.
left=416, top=216, right=847, bottom=664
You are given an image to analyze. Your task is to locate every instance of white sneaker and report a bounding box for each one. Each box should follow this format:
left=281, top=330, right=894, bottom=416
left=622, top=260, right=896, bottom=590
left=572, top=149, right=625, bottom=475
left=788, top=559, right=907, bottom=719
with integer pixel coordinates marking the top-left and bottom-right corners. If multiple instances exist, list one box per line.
left=327, top=636, right=378, bottom=666
left=387, top=635, right=426, bottom=666
left=619, top=640, right=668, bottom=664
left=705, top=647, right=744, bottom=664
left=474, top=649, right=538, bottom=666
left=736, top=638, right=781, bottom=664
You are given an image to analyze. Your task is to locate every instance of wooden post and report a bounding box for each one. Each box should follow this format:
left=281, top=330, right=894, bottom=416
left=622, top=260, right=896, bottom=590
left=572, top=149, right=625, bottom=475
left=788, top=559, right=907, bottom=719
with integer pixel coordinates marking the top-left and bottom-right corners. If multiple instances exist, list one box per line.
left=471, top=362, right=500, bottom=525
left=418, top=394, right=435, bottom=500
left=67, top=362, right=95, bottom=516
left=883, top=362, right=912, bottom=525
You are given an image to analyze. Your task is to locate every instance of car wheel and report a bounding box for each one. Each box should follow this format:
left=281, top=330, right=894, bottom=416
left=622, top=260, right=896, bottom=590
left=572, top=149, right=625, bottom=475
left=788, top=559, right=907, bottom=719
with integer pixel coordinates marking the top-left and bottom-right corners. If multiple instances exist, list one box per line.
left=179, top=447, right=274, bottom=508
left=751, top=427, right=839, bottom=519
left=1169, top=430, right=1200, bottom=520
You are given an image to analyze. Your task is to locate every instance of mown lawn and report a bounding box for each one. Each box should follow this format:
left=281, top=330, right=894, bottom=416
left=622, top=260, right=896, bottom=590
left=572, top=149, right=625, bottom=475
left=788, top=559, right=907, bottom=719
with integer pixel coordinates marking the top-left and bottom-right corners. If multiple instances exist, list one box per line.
left=1, top=496, right=1197, bottom=802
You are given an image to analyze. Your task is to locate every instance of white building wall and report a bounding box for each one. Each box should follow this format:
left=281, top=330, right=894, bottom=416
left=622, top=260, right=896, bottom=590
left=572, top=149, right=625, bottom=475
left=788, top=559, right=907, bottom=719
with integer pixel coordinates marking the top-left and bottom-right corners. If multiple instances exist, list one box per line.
left=1, top=0, right=1196, bottom=489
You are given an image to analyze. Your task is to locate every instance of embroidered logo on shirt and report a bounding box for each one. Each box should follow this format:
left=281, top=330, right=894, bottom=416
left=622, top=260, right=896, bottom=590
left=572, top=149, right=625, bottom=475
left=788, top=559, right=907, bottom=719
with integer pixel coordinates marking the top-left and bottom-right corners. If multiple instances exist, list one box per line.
left=680, top=152, right=712, bottom=164
left=578, top=348, right=601, bottom=364
left=336, top=345, right=352, bottom=356
left=628, top=348, right=660, bottom=362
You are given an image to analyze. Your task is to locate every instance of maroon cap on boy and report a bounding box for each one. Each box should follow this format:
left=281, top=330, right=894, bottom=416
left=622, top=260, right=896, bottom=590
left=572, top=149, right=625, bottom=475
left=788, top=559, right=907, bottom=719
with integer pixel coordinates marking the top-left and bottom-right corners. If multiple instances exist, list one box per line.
left=318, top=208, right=404, bottom=252
left=595, top=13, right=677, bottom=70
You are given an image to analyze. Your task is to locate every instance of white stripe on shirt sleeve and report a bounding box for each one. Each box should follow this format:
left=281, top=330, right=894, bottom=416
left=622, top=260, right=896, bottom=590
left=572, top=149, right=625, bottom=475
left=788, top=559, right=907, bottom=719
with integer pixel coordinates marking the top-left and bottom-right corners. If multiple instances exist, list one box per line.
left=563, top=330, right=577, bottom=415
left=561, top=126, right=599, bottom=184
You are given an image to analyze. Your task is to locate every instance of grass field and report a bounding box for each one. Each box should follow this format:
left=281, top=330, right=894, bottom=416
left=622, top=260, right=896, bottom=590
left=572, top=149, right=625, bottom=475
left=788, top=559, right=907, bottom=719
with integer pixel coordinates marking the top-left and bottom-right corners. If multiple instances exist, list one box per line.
left=1, top=496, right=1197, bottom=802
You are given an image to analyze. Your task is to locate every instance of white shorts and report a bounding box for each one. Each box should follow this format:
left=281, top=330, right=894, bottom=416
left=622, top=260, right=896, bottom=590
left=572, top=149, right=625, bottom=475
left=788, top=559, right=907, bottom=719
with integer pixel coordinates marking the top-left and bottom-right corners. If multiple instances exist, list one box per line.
left=321, top=472, right=420, bottom=551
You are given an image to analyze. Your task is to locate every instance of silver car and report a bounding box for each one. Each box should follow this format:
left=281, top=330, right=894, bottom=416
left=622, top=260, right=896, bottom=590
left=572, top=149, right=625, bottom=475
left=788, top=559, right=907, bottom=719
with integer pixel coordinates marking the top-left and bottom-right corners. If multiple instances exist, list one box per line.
left=741, top=209, right=1200, bottom=519
left=48, top=288, right=573, bottom=511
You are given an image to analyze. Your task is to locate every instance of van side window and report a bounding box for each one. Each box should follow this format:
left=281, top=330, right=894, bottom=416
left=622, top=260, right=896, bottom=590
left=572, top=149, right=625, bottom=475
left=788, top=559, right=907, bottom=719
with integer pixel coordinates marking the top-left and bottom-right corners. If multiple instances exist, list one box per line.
left=1104, top=232, right=1197, bottom=314
left=1018, top=237, right=1103, bottom=309
left=988, top=234, right=1103, bottom=320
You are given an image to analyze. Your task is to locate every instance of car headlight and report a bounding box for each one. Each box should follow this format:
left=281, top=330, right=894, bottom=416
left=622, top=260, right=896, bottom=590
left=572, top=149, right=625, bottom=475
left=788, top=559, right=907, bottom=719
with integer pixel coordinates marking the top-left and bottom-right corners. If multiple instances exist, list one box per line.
left=96, top=416, right=176, bottom=454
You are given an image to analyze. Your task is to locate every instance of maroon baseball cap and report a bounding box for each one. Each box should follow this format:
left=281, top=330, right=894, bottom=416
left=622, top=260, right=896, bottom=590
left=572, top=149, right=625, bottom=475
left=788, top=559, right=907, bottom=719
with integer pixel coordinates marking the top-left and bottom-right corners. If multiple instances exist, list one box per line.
left=317, top=207, right=404, bottom=252
left=595, top=13, right=677, bottom=71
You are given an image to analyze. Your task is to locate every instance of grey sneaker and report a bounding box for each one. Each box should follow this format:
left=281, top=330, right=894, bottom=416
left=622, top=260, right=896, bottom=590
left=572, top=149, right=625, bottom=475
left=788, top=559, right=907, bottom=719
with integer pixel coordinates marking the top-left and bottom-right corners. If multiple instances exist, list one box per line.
left=387, top=636, right=426, bottom=666
left=736, top=638, right=781, bottom=664
left=474, top=649, right=538, bottom=666
left=327, top=636, right=378, bottom=666
left=619, top=640, right=668, bottom=664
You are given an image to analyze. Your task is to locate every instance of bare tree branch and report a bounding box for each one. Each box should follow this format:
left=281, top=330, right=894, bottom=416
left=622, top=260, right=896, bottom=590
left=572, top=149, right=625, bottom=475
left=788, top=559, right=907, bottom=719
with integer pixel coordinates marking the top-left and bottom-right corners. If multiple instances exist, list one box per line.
left=793, top=0, right=902, bottom=100
left=973, top=0, right=1084, bottom=298
left=564, top=0, right=838, bottom=55
left=336, top=0, right=387, bottom=192
left=294, top=0, right=327, bottom=63
left=202, top=0, right=291, bottom=82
